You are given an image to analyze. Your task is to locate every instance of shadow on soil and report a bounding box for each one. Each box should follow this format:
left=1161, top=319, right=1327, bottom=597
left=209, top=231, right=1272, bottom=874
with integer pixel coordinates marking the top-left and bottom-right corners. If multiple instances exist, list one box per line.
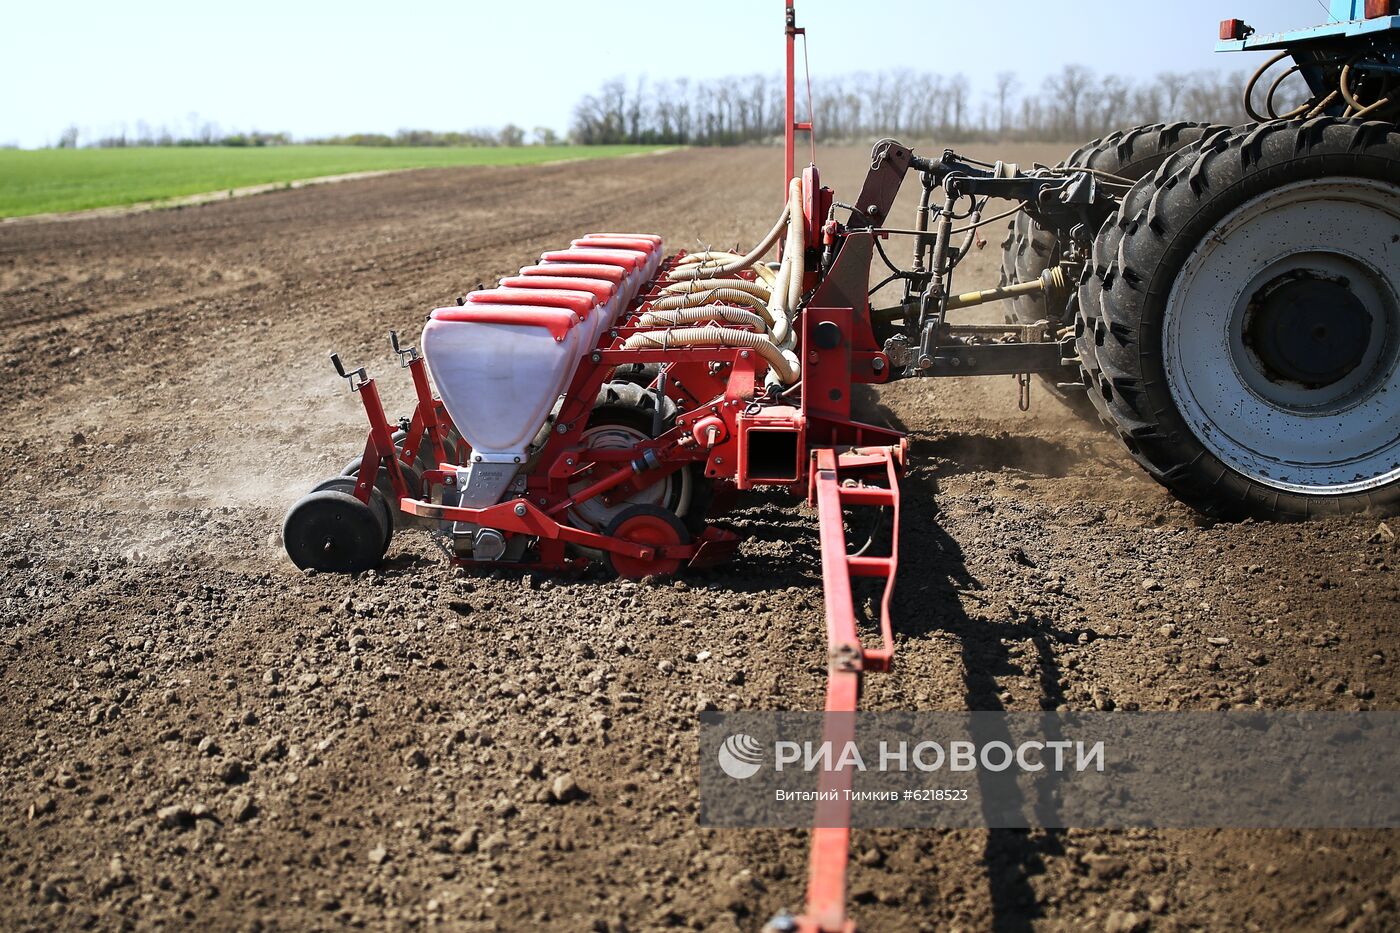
left=891, top=467, right=1083, bottom=930
left=687, top=415, right=1097, bottom=927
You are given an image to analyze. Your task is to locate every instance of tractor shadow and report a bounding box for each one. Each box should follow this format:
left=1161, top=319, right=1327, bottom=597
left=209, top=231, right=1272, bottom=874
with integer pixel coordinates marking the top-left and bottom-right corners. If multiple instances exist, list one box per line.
left=883, top=455, right=1083, bottom=930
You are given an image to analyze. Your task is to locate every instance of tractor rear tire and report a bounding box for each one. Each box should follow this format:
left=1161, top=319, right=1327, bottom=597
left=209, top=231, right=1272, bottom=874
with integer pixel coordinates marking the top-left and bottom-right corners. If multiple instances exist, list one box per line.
left=1084, top=117, right=1400, bottom=520
left=999, top=122, right=1229, bottom=421
left=1075, top=125, right=1242, bottom=425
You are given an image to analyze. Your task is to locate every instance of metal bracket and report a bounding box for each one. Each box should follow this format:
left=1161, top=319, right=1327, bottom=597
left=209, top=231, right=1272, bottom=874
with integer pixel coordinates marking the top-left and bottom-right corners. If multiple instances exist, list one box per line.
left=918, top=341, right=1066, bottom=377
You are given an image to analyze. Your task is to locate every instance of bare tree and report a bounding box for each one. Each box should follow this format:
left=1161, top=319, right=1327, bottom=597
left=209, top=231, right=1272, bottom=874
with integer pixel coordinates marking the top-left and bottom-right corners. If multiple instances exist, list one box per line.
left=994, top=71, right=1019, bottom=138
left=1046, top=64, right=1094, bottom=140
left=1156, top=71, right=1189, bottom=116
left=627, top=77, right=646, bottom=143
left=947, top=74, right=970, bottom=139
left=1097, top=75, right=1130, bottom=134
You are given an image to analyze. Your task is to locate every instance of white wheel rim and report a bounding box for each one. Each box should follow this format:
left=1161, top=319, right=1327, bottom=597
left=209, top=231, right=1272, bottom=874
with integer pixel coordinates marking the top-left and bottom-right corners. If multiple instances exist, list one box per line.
left=1163, top=178, right=1400, bottom=495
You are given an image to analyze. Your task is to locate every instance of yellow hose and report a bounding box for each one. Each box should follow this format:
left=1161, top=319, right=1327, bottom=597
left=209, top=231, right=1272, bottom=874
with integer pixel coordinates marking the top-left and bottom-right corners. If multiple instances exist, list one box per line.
left=686, top=261, right=778, bottom=286
left=1341, top=61, right=1394, bottom=117
left=676, top=250, right=747, bottom=267
left=637, top=308, right=768, bottom=330
left=660, top=278, right=771, bottom=301
left=649, top=288, right=772, bottom=318
left=622, top=326, right=800, bottom=384
left=783, top=176, right=806, bottom=313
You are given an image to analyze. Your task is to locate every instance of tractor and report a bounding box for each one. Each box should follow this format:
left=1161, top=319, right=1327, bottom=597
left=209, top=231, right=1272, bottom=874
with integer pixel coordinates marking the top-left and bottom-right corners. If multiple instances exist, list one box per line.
left=281, top=1, right=1398, bottom=929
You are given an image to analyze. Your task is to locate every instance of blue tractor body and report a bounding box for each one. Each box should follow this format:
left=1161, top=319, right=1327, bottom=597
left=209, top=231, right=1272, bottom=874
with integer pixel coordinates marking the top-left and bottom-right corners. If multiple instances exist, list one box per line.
left=1217, top=1, right=1399, bottom=52
left=1217, top=1, right=1399, bottom=118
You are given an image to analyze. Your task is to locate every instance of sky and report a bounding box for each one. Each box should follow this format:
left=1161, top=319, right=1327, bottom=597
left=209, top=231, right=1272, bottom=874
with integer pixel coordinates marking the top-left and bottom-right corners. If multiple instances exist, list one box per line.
left=2, top=0, right=1337, bottom=148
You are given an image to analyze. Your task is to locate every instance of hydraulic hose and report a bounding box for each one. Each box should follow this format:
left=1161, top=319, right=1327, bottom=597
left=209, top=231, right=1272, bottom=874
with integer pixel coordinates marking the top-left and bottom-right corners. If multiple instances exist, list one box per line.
left=1305, top=88, right=1341, bottom=119
left=1341, top=58, right=1364, bottom=110
left=637, top=308, right=768, bottom=330
left=1265, top=64, right=1310, bottom=120
left=1244, top=51, right=1291, bottom=122
left=622, top=326, right=800, bottom=384
left=766, top=257, right=793, bottom=346
left=660, top=278, right=771, bottom=301
left=1340, top=59, right=1394, bottom=118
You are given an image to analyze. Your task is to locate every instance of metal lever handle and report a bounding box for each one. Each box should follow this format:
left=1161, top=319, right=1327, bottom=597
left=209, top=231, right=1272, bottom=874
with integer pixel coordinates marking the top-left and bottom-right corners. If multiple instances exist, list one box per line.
left=330, top=352, right=368, bottom=391
left=389, top=329, right=420, bottom=366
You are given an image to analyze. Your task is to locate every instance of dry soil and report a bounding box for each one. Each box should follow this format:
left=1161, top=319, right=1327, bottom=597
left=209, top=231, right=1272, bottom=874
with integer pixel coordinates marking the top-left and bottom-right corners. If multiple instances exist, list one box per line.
left=2, top=144, right=1397, bottom=932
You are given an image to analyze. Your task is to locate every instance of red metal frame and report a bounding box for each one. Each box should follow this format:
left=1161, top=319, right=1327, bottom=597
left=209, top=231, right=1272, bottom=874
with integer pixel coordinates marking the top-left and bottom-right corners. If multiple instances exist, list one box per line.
left=785, top=1, right=799, bottom=190
left=348, top=377, right=408, bottom=505
left=347, top=314, right=901, bottom=933
left=328, top=4, right=902, bottom=925
left=795, top=444, right=902, bottom=933
left=343, top=349, right=456, bottom=505
left=342, top=265, right=895, bottom=929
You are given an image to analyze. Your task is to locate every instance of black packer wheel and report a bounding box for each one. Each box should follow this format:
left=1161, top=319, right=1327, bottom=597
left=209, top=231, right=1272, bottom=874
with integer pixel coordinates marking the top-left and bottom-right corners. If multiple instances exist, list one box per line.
left=283, top=482, right=392, bottom=573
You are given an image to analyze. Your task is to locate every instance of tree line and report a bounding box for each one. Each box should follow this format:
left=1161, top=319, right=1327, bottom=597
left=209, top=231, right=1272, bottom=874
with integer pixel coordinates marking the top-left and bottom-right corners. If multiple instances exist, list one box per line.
left=570, top=66, right=1257, bottom=145
left=58, top=122, right=558, bottom=149
left=53, top=65, right=1266, bottom=150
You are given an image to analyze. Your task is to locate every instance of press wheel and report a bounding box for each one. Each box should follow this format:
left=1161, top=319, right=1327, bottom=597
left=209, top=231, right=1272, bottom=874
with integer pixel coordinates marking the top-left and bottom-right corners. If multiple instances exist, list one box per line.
left=603, top=504, right=690, bottom=579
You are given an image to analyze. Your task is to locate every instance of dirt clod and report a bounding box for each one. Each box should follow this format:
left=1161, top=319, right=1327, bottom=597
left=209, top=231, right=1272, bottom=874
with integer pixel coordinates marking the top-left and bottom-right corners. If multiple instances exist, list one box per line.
left=156, top=806, right=194, bottom=831
left=230, top=794, right=258, bottom=823
left=27, top=796, right=56, bottom=820
left=551, top=774, right=584, bottom=804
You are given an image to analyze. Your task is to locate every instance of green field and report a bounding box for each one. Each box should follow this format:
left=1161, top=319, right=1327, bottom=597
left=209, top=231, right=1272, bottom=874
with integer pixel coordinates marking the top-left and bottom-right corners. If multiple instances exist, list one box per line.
left=0, top=145, right=668, bottom=218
